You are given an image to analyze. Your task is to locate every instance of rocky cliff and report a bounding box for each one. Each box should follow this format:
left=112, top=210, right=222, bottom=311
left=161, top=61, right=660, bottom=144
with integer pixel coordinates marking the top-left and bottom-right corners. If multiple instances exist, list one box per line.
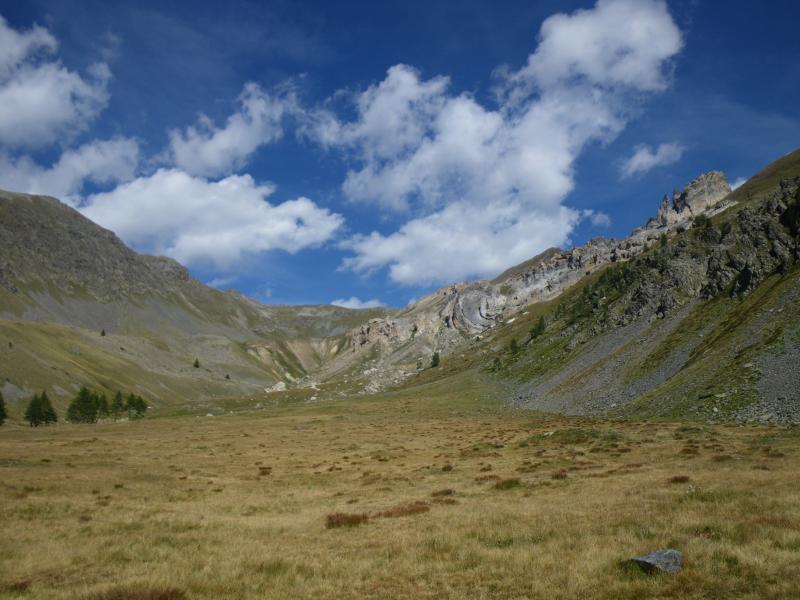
left=332, top=171, right=734, bottom=391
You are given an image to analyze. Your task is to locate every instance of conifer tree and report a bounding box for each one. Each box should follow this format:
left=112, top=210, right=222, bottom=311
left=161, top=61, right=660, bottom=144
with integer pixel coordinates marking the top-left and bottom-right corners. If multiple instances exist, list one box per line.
left=111, top=391, right=125, bottom=420
left=430, top=352, right=440, bottom=368
left=0, top=390, right=6, bottom=426
left=530, top=316, right=546, bottom=340
left=193, top=358, right=200, bottom=368
left=24, top=394, right=44, bottom=427
left=96, top=393, right=109, bottom=418
left=67, top=387, right=99, bottom=423
left=40, top=392, right=57, bottom=424
left=126, top=394, right=147, bottom=419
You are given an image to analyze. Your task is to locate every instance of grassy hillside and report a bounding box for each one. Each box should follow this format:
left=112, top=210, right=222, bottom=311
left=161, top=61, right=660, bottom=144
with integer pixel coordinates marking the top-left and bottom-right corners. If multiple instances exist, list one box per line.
left=0, top=190, right=390, bottom=410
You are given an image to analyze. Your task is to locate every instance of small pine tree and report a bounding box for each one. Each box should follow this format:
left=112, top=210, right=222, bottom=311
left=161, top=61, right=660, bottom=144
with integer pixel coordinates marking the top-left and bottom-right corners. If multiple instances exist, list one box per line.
left=111, top=391, right=125, bottom=420
left=96, top=393, right=109, bottom=418
left=530, top=316, right=546, bottom=340
left=101, top=329, right=106, bottom=337
left=127, top=394, right=147, bottom=419
left=659, top=233, right=668, bottom=248
left=40, top=392, right=58, bottom=424
left=430, top=352, right=440, bottom=368
left=24, top=394, right=44, bottom=427
left=0, top=390, right=6, bottom=426
left=509, top=338, right=520, bottom=354
left=67, top=387, right=99, bottom=424
left=193, top=358, right=200, bottom=369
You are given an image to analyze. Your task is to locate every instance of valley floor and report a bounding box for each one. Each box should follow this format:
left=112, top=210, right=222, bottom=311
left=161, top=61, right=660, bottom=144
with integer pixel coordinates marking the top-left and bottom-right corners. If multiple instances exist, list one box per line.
left=1, top=374, right=799, bottom=599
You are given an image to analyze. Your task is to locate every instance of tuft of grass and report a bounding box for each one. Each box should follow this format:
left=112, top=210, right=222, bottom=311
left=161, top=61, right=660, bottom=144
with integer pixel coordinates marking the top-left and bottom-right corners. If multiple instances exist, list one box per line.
left=668, top=475, right=691, bottom=484
left=493, top=478, right=521, bottom=490
left=380, top=501, right=430, bottom=518
left=325, top=512, right=369, bottom=528
left=1, top=580, right=31, bottom=594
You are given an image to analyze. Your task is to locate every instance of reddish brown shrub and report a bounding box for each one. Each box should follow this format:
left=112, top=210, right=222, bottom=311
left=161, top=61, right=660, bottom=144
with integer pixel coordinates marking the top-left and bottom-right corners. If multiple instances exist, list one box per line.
left=326, top=512, right=369, bottom=528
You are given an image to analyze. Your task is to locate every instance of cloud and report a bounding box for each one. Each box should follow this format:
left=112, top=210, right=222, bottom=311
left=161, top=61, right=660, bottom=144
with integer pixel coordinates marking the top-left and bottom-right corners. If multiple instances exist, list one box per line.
left=501, top=0, right=682, bottom=98
left=331, top=296, right=384, bottom=309
left=79, top=169, right=343, bottom=268
left=206, top=276, right=237, bottom=289
left=620, top=142, right=684, bottom=178
left=343, top=203, right=582, bottom=286
left=313, top=0, right=682, bottom=285
left=0, top=138, right=139, bottom=200
left=168, top=82, right=296, bottom=177
left=583, top=209, right=612, bottom=227
left=0, top=16, right=110, bottom=149
left=730, top=177, right=748, bottom=190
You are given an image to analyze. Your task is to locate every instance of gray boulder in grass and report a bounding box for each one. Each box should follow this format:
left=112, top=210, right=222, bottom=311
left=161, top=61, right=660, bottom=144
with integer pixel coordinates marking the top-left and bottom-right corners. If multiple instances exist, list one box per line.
left=628, top=549, right=683, bottom=574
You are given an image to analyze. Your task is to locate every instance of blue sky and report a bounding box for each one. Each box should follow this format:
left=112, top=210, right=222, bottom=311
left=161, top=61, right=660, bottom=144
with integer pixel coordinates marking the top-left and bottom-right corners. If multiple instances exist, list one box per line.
left=1, top=0, right=798, bottom=308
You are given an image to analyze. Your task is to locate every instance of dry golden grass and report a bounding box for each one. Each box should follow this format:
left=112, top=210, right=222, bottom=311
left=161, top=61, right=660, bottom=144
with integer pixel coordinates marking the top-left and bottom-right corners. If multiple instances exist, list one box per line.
left=1, top=381, right=800, bottom=599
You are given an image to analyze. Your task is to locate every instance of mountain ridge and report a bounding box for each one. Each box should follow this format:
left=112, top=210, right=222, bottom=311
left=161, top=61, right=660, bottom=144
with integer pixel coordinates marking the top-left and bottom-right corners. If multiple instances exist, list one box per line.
left=1, top=148, right=799, bottom=422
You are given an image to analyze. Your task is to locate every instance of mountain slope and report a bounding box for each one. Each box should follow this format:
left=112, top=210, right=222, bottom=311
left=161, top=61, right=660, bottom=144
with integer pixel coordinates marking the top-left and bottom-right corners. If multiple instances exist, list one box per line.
left=0, top=191, right=388, bottom=412
left=398, top=149, right=800, bottom=423
left=2, top=149, right=799, bottom=423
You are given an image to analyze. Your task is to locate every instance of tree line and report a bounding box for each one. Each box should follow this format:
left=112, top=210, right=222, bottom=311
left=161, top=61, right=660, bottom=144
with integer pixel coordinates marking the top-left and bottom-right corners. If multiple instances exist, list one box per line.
left=0, top=387, right=147, bottom=427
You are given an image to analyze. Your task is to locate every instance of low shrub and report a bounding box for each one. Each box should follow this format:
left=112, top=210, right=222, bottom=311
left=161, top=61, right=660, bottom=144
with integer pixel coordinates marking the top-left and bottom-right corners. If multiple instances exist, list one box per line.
left=326, top=512, right=368, bottom=528
left=493, top=478, right=521, bottom=490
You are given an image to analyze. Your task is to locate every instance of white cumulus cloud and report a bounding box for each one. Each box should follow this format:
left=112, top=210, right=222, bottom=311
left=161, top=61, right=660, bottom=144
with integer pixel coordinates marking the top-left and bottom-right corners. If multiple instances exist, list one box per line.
left=620, top=141, right=684, bottom=178
left=168, top=82, right=296, bottom=178
left=0, top=16, right=110, bottom=149
left=0, top=138, right=139, bottom=201
left=312, top=0, right=682, bottom=285
left=501, top=0, right=683, bottom=98
left=331, top=297, right=385, bottom=309
left=583, top=209, right=612, bottom=227
left=79, top=169, right=344, bottom=269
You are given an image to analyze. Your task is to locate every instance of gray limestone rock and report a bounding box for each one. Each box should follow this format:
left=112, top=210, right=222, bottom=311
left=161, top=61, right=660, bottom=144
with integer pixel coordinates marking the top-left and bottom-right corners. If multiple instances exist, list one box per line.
left=627, top=549, right=683, bottom=574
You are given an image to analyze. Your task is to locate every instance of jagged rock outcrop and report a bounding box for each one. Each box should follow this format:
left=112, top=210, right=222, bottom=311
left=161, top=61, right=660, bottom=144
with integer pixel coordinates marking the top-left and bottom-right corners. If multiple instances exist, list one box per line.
left=647, top=172, right=732, bottom=228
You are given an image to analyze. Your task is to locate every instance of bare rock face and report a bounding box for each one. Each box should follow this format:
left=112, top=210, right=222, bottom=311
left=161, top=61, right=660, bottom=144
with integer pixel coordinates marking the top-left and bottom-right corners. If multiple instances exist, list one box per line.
left=675, top=171, right=731, bottom=214
left=647, top=172, right=731, bottom=229
left=339, top=171, right=735, bottom=391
